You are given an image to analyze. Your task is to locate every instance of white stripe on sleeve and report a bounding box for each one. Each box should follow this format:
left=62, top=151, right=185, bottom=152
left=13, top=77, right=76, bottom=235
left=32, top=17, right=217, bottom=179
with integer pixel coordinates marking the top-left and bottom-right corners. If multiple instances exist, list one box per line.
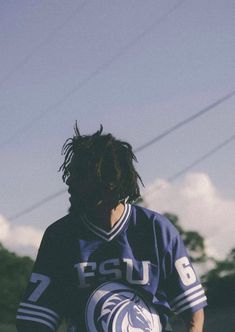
left=19, top=302, right=59, bottom=318
left=172, top=289, right=205, bottom=311
left=16, top=315, right=55, bottom=331
left=17, top=308, right=58, bottom=325
left=170, top=284, right=202, bottom=306
left=174, top=296, right=207, bottom=315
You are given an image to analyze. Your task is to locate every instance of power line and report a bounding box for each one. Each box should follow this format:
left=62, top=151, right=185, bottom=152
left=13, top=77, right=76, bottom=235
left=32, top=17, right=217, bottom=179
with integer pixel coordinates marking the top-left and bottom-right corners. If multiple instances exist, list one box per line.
left=7, top=133, right=234, bottom=222
left=0, top=1, right=87, bottom=88
left=143, top=134, right=235, bottom=198
left=8, top=189, right=67, bottom=222
left=167, top=135, right=235, bottom=182
left=134, top=90, right=235, bottom=153
left=0, top=0, right=187, bottom=148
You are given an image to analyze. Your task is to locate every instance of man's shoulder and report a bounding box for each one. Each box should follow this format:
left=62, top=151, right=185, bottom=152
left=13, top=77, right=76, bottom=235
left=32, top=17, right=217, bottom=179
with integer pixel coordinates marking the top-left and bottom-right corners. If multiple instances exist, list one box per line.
left=44, top=214, right=72, bottom=238
left=131, top=204, right=179, bottom=238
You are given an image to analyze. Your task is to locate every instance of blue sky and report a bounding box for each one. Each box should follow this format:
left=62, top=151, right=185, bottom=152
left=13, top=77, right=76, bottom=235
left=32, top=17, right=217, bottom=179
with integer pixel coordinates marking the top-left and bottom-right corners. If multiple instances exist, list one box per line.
left=0, top=0, right=234, bottom=258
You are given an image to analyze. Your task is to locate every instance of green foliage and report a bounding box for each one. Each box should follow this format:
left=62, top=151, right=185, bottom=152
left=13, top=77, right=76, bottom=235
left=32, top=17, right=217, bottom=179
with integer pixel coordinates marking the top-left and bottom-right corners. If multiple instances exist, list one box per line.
left=0, top=243, right=34, bottom=323
left=206, top=274, right=235, bottom=307
left=182, top=231, right=206, bottom=262
left=205, top=247, right=235, bottom=307
left=207, top=247, right=235, bottom=280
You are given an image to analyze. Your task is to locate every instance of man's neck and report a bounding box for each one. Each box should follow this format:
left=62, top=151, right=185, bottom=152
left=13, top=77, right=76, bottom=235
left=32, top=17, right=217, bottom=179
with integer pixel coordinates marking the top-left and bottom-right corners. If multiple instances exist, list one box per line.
left=87, top=203, right=125, bottom=231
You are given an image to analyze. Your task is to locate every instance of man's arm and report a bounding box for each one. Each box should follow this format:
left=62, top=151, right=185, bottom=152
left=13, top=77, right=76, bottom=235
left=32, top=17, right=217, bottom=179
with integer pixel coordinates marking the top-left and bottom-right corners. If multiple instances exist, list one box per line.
left=16, top=227, right=64, bottom=331
left=182, top=309, right=204, bottom=332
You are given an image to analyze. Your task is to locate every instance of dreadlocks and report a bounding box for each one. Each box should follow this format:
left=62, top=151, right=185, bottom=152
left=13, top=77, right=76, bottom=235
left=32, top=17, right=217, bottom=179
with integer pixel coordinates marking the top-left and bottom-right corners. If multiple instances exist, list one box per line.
left=59, top=122, right=143, bottom=209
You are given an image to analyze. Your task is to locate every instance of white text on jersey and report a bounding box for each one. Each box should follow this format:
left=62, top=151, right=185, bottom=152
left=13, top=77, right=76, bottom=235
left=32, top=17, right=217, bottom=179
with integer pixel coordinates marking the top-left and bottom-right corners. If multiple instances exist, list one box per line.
left=74, top=258, right=151, bottom=288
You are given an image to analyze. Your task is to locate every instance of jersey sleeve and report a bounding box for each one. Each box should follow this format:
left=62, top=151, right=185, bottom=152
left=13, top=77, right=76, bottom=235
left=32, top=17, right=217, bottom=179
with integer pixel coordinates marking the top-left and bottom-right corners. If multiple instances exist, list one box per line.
left=164, top=233, right=207, bottom=316
left=16, top=227, right=65, bottom=332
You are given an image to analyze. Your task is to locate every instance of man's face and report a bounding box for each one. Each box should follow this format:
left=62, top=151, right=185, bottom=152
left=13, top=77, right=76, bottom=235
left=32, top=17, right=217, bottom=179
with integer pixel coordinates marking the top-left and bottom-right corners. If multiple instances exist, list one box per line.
left=65, top=157, right=113, bottom=214
left=66, top=161, right=95, bottom=212
left=65, top=152, right=122, bottom=216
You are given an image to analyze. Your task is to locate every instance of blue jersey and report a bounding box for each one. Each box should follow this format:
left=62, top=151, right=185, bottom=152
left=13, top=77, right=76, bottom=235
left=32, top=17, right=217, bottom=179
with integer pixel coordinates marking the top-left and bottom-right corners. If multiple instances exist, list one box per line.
left=16, top=204, right=207, bottom=331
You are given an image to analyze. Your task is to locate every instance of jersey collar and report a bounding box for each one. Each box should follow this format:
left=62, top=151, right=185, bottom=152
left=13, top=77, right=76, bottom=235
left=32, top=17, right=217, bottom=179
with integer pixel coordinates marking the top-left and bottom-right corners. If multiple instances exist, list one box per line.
left=81, top=203, right=131, bottom=241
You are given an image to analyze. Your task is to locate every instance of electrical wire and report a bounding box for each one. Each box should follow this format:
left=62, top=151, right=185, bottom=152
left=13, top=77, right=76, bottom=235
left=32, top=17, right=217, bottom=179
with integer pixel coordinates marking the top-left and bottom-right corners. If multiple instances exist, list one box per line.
left=0, top=0, right=187, bottom=148
left=142, top=134, right=235, bottom=198
left=7, top=133, right=234, bottom=222
left=134, top=90, right=235, bottom=153
left=3, top=0, right=234, bottom=221
left=7, top=189, right=67, bottom=222
left=0, top=1, right=87, bottom=88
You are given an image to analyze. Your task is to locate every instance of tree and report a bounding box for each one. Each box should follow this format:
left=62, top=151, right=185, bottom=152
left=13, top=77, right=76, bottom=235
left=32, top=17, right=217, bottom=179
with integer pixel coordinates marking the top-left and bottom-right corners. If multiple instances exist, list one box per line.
left=205, top=247, right=235, bottom=307
left=206, top=247, right=235, bottom=279
left=0, top=243, right=34, bottom=323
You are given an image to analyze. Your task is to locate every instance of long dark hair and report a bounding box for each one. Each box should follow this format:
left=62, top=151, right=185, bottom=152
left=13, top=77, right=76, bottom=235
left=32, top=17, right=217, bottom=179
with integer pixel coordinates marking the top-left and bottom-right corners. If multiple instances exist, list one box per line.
left=59, top=123, right=143, bottom=207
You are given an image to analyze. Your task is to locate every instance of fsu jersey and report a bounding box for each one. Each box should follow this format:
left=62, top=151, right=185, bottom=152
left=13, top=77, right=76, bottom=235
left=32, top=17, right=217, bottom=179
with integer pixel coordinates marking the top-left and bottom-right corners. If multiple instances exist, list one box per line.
left=16, top=204, right=207, bottom=331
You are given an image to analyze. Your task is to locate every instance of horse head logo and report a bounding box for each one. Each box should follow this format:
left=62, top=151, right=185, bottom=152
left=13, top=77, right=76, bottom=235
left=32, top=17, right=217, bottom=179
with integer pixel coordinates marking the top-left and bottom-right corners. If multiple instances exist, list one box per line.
left=86, top=282, right=162, bottom=332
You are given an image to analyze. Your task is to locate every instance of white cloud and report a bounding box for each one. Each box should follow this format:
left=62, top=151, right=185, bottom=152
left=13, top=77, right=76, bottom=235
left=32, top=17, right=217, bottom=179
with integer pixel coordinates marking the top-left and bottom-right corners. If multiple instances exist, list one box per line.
left=142, top=172, right=235, bottom=260
left=0, top=216, right=43, bottom=258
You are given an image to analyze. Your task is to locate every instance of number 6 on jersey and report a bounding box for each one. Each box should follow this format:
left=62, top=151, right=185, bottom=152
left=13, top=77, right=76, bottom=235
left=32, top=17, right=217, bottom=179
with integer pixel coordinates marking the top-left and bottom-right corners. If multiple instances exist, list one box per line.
left=175, top=257, right=196, bottom=286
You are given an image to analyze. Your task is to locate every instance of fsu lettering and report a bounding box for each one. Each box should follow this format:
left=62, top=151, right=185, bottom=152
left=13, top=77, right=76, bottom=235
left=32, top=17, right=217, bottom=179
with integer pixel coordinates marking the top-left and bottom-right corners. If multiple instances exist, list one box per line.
left=74, top=258, right=150, bottom=288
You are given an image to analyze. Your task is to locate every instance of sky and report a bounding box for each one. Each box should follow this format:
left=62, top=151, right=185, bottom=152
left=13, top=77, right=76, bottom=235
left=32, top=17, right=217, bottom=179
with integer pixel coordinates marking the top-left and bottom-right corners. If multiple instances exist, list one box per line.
left=0, top=0, right=234, bottom=261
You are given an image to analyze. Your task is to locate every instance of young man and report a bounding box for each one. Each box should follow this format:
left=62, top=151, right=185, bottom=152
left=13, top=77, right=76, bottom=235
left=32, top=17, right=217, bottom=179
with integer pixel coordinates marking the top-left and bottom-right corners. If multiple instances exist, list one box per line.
left=16, top=125, right=207, bottom=331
